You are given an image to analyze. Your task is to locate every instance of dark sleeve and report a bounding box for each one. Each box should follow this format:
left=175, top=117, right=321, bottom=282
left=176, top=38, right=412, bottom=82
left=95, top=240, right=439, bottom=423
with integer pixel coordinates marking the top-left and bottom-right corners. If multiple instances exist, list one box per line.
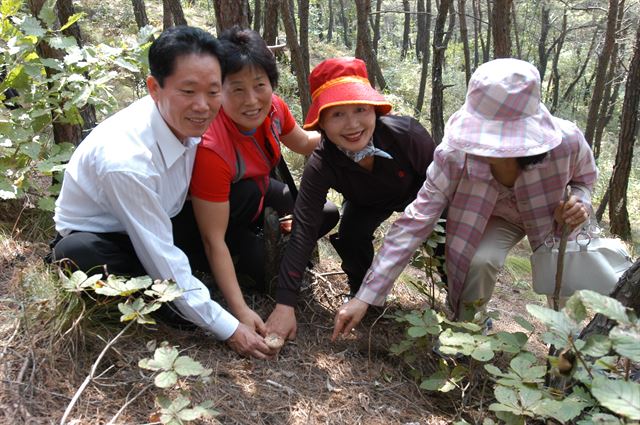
left=276, top=153, right=335, bottom=306
left=403, top=117, right=436, bottom=177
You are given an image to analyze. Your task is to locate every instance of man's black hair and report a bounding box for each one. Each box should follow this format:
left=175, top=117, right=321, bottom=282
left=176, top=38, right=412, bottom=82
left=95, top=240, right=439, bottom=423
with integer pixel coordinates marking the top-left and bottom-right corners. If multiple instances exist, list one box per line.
left=516, top=152, right=548, bottom=169
left=148, top=26, right=221, bottom=87
left=218, top=26, right=278, bottom=88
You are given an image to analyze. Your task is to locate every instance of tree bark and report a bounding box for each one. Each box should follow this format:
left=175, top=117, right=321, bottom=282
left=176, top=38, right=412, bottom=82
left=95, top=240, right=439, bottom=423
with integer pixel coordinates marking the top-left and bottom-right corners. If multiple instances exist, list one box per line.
left=443, top=0, right=455, bottom=47
left=584, top=0, right=619, bottom=147
left=430, top=0, right=453, bottom=144
left=538, top=0, right=550, bottom=82
left=162, top=0, right=173, bottom=30
left=327, top=0, right=334, bottom=41
left=593, top=0, right=626, bottom=160
left=547, top=11, right=566, bottom=114
left=213, top=0, right=247, bottom=33
left=131, top=0, right=150, bottom=29
left=580, top=259, right=640, bottom=339
left=472, top=0, right=481, bottom=67
left=354, top=0, right=386, bottom=90
left=168, top=0, right=187, bottom=26
left=492, top=0, right=512, bottom=58
left=279, top=0, right=311, bottom=118
left=608, top=20, right=640, bottom=241
left=401, top=0, right=411, bottom=59
left=458, top=0, right=471, bottom=85
left=339, top=0, right=351, bottom=48
left=416, top=0, right=432, bottom=113
left=562, top=28, right=599, bottom=102
left=511, top=0, right=521, bottom=58
left=416, top=0, right=426, bottom=59
left=298, top=0, right=310, bottom=73
left=484, top=0, right=491, bottom=62
left=263, top=0, right=279, bottom=45
left=253, top=0, right=262, bottom=33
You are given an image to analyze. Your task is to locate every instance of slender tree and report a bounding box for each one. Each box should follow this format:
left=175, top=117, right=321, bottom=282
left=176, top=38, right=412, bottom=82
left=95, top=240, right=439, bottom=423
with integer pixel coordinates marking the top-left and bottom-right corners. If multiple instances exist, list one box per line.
left=327, top=0, right=334, bottom=41
left=511, top=0, right=521, bottom=58
left=279, top=0, right=311, bottom=117
left=298, top=0, right=310, bottom=73
left=416, top=0, right=426, bottom=59
left=401, top=0, right=411, bottom=59
left=484, top=0, right=491, bottom=62
left=354, top=0, right=386, bottom=89
left=608, top=20, right=640, bottom=240
left=339, top=0, right=351, bottom=48
left=547, top=11, right=566, bottom=113
left=416, top=0, right=432, bottom=113
left=430, top=0, right=453, bottom=144
left=538, top=1, right=550, bottom=81
left=492, top=0, right=512, bottom=58
left=458, top=0, right=471, bottom=84
left=372, top=0, right=383, bottom=52
left=584, top=0, right=619, bottom=147
left=562, top=27, right=599, bottom=102
left=131, top=0, right=150, bottom=29
left=254, top=0, right=262, bottom=33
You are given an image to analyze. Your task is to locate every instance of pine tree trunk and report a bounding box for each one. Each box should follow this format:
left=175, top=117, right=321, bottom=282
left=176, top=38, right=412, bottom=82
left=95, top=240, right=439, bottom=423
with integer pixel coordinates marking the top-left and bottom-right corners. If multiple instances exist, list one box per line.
left=511, top=0, right=521, bottom=58
left=492, top=0, right=512, bottom=58
left=339, top=0, right=351, bottom=48
left=416, top=0, right=425, bottom=59
left=280, top=0, right=311, bottom=118
left=163, top=0, right=173, bottom=30
left=584, top=0, right=619, bottom=147
left=401, top=0, right=411, bottom=59
left=213, top=0, right=247, bottom=33
left=562, top=28, right=598, bottom=102
left=548, top=11, right=566, bottom=114
left=298, top=0, right=310, bottom=73
left=430, top=0, right=453, bottom=144
left=608, top=21, right=640, bottom=241
left=416, top=0, right=432, bottom=113
left=458, top=0, right=471, bottom=85
left=538, top=1, right=550, bottom=81
left=355, top=0, right=386, bottom=90
left=327, top=0, right=334, bottom=41
left=263, top=0, right=279, bottom=45
left=254, top=0, right=262, bottom=33
left=131, top=0, right=150, bottom=29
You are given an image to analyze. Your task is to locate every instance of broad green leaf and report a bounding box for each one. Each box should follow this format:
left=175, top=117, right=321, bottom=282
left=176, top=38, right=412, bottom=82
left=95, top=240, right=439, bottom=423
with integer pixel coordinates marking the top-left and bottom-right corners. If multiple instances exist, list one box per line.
left=420, top=370, right=456, bottom=392
left=39, top=58, right=63, bottom=71
left=61, top=270, right=87, bottom=291
left=37, top=0, right=57, bottom=28
left=609, top=325, right=640, bottom=361
left=565, top=294, right=588, bottom=322
left=471, top=340, right=495, bottom=362
left=1, top=0, right=21, bottom=16
left=167, top=395, right=191, bottom=411
left=113, top=57, right=140, bottom=72
left=484, top=364, right=506, bottom=377
left=591, top=376, right=640, bottom=420
left=145, top=280, right=183, bottom=303
left=59, top=12, right=85, bottom=31
left=69, top=84, right=92, bottom=108
left=526, top=304, right=579, bottom=344
left=174, top=356, right=206, bottom=377
left=494, top=411, right=525, bottom=425
left=577, top=291, right=630, bottom=324
left=577, top=413, right=624, bottom=425
left=513, top=315, right=535, bottom=332
left=495, top=331, right=528, bottom=353
left=94, top=274, right=152, bottom=296
left=19, top=141, right=41, bottom=160
left=19, top=16, right=45, bottom=38
left=49, top=35, right=79, bottom=50
left=581, top=334, right=612, bottom=357
left=518, top=386, right=543, bottom=410
left=156, top=395, right=172, bottom=409
left=408, top=326, right=429, bottom=338
left=37, top=196, right=55, bottom=211
left=118, top=302, right=137, bottom=322
left=154, top=370, right=178, bottom=388
left=535, top=398, right=585, bottom=423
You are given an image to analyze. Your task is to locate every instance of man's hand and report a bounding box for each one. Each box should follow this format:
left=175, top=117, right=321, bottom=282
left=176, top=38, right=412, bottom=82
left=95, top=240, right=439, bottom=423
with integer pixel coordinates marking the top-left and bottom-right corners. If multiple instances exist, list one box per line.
left=553, top=195, right=588, bottom=230
left=226, top=323, right=272, bottom=359
left=265, top=304, right=297, bottom=342
left=234, top=305, right=267, bottom=336
left=331, top=298, right=369, bottom=342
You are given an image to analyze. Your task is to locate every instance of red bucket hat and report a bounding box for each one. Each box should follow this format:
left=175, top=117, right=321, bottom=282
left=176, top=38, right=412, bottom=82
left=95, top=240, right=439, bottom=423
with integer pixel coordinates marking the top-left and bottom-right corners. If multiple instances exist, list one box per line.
left=303, top=57, right=392, bottom=130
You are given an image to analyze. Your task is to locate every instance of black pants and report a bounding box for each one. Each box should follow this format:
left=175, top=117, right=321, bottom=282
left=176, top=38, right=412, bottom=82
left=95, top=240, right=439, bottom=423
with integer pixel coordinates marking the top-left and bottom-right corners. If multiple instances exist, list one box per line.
left=330, top=201, right=447, bottom=294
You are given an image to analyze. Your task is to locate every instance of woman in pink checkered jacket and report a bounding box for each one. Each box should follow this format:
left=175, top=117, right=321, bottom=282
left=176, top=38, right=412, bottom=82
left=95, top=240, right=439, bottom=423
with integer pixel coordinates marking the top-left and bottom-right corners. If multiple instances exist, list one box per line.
left=332, top=58, right=598, bottom=339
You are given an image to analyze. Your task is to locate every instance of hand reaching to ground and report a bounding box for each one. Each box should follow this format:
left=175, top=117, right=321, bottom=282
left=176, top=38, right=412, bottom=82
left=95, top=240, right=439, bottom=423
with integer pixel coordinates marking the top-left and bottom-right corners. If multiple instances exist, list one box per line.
left=332, top=298, right=369, bottom=342
left=226, top=323, right=272, bottom=359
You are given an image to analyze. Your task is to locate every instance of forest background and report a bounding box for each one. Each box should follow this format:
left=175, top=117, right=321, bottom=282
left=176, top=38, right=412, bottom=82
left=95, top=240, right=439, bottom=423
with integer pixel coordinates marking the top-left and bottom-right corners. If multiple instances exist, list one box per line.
left=1, top=0, right=640, bottom=424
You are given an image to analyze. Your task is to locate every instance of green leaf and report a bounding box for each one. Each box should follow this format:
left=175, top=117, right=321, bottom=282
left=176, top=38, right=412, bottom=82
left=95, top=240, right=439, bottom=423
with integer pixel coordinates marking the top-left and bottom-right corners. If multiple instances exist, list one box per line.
left=59, top=12, right=85, bottom=31
left=581, top=334, right=612, bottom=357
left=113, top=57, right=140, bottom=72
left=144, top=280, right=183, bottom=303
left=408, top=326, right=429, bottom=338
left=37, top=196, right=55, bottom=211
left=420, top=370, right=456, bottom=392
left=37, top=0, right=57, bottom=28
left=94, top=274, right=152, bottom=296
left=154, top=370, right=178, bottom=388
left=69, top=84, right=92, bottom=108
left=591, top=376, right=640, bottom=420
left=19, top=16, right=45, bottom=38
left=513, top=316, right=535, bottom=332
left=470, top=340, right=495, bottom=362
left=535, top=398, right=585, bottom=423
left=1, top=0, right=22, bottom=17
left=577, top=290, right=630, bottom=324
left=49, top=35, right=79, bottom=50
left=174, top=356, right=206, bottom=377
left=609, top=325, right=640, bottom=361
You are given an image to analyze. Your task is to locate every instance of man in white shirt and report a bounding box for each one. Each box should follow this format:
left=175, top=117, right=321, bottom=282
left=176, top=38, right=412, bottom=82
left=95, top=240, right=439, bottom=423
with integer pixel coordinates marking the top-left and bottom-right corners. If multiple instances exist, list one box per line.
left=49, top=26, right=272, bottom=359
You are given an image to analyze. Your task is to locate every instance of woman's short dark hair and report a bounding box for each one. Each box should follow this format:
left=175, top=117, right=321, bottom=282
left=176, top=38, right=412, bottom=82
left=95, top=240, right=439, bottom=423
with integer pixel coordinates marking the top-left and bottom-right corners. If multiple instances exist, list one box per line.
left=149, top=26, right=221, bottom=87
left=516, top=152, right=548, bottom=169
left=218, top=26, right=278, bottom=88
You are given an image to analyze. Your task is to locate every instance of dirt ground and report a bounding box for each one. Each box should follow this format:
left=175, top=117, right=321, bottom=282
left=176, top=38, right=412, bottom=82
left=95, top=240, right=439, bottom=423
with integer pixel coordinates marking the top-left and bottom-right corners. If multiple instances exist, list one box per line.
left=0, top=222, right=556, bottom=425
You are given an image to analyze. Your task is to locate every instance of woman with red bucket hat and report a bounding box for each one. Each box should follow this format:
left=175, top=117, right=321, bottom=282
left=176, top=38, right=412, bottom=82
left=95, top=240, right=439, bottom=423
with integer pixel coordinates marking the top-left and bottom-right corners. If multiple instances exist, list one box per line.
left=265, top=57, right=440, bottom=342
left=331, top=58, right=598, bottom=340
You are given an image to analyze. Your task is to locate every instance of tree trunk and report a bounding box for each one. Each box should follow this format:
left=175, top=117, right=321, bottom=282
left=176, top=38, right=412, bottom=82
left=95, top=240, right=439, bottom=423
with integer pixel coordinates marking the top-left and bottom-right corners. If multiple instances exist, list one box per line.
left=584, top=0, right=619, bottom=147
left=131, top=0, right=150, bottom=29
left=472, top=0, right=481, bottom=67
left=298, top=0, right=310, bottom=73
left=279, top=0, right=311, bottom=118
left=372, top=0, right=383, bottom=53
left=538, top=0, right=550, bottom=82
left=263, top=0, right=279, bottom=45
left=547, top=11, right=566, bottom=114
left=401, top=0, right=411, bottom=60
left=492, top=0, right=512, bottom=58
left=443, top=0, right=455, bottom=47
left=593, top=0, right=626, bottom=160
left=162, top=0, right=173, bottom=30
left=562, top=28, right=598, bottom=102
left=484, top=0, right=491, bottom=62
left=327, top=0, right=334, bottom=41
left=458, top=0, right=471, bottom=85
left=339, top=0, right=351, bottom=48
left=416, top=0, right=432, bottom=113
left=27, top=0, right=89, bottom=146
left=354, top=0, right=386, bottom=90
left=580, top=259, right=640, bottom=339
left=416, top=0, right=425, bottom=59
left=254, top=0, right=262, bottom=33
left=510, top=0, right=521, bottom=58
left=168, top=0, right=187, bottom=26
left=608, top=21, right=640, bottom=241
left=430, top=0, right=453, bottom=145
left=213, top=0, right=247, bottom=33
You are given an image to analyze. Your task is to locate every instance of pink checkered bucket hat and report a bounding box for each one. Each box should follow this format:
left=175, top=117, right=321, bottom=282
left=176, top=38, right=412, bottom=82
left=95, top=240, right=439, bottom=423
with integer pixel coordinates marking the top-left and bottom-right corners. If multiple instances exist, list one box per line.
left=443, top=58, right=562, bottom=158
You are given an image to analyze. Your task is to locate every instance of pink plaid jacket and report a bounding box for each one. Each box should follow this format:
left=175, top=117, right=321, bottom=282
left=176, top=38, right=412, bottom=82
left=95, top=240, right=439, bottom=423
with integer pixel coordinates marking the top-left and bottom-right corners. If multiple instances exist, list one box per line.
left=356, top=118, right=597, bottom=312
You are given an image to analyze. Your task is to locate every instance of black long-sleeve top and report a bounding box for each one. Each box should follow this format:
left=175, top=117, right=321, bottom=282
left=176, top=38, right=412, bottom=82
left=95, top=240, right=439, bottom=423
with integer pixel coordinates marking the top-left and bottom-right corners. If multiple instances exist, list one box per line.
left=276, top=115, right=436, bottom=306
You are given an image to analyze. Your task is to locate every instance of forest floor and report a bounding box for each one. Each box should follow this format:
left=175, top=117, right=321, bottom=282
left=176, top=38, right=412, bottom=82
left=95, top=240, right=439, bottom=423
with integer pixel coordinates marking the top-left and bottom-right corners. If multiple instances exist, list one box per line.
left=0, top=205, right=554, bottom=425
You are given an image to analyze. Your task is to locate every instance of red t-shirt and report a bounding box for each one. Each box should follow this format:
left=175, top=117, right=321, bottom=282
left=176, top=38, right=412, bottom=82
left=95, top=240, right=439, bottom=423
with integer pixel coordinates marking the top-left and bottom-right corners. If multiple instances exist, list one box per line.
left=190, top=95, right=296, bottom=202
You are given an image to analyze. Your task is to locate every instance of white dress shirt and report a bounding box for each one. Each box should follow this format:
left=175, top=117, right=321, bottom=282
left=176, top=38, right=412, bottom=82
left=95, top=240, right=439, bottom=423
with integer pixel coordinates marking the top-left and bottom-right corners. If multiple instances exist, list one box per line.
left=54, top=96, right=239, bottom=340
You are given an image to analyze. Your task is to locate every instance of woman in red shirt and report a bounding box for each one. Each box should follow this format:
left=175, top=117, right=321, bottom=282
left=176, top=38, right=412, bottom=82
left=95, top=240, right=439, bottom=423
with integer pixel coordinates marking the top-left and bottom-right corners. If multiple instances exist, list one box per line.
left=190, top=27, right=338, bottom=334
